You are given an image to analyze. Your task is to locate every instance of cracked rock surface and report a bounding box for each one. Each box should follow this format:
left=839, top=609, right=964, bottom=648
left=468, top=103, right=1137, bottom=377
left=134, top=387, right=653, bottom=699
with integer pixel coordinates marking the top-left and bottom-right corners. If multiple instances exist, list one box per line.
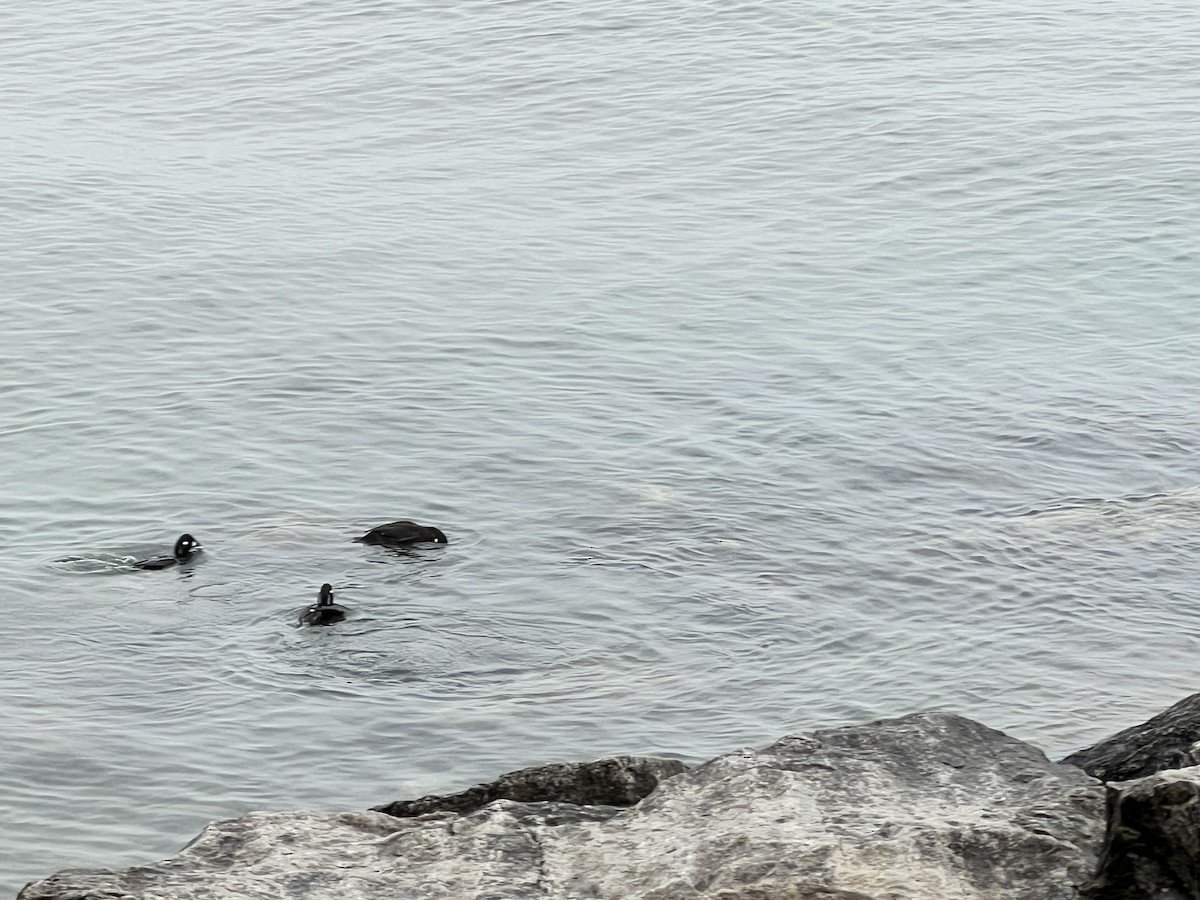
left=1083, top=765, right=1200, bottom=900
left=19, top=712, right=1105, bottom=900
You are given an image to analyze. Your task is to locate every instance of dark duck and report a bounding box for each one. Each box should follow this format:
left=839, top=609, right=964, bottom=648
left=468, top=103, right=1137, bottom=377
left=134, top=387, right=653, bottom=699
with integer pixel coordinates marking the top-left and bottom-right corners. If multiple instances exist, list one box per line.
left=300, top=583, right=346, bottom=626
left=354, top=520, right=448, bottom=547
left=133, top=534, right=201, bottom=570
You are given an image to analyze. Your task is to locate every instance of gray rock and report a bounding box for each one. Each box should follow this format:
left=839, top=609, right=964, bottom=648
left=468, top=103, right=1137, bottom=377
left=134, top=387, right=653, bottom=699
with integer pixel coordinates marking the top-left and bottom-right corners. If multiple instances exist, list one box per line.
left=1082, top=766, right=1200, bottom=900
left=19, top=712, right=1106, bottom=900
left=1062, top=692, right=1200, bottom=782
left=372, top=755, right=688, bottom=817
left=556, top=712, right=1105, bottom=900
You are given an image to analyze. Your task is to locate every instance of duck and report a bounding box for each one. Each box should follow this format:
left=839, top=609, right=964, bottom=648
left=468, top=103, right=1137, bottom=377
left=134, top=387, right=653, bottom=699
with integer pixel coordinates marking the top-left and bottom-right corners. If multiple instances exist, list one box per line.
left=354, top=520, right=448, bottom=547
left=133, top=534, right=202, bottom=570
left=300, top=583, right=347, bottom=626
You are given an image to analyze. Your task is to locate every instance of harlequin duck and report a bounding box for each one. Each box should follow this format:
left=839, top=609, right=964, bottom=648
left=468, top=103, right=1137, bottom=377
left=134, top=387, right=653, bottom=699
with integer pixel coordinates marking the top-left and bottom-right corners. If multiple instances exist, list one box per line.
left=354, top=520, right=447, bottom=547
left=300, top=583, right=347, bottom=626
left=134, top=534, right=201, bottom=570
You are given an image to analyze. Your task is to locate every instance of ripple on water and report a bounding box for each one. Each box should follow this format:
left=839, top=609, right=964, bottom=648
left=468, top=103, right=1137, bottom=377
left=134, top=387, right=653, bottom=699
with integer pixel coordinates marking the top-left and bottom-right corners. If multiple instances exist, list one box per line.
left=6, top=0, right=1200, bottom=896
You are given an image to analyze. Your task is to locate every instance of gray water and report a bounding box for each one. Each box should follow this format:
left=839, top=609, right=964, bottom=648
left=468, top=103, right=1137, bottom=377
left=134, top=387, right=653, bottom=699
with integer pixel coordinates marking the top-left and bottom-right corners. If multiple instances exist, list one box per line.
left=3, top=0, right=1200, bottom=893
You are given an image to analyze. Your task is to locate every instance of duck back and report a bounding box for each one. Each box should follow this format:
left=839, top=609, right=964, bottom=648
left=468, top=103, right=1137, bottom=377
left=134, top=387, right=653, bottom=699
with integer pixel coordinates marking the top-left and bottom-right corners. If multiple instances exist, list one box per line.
left=355, top=520, right=448, bottom=546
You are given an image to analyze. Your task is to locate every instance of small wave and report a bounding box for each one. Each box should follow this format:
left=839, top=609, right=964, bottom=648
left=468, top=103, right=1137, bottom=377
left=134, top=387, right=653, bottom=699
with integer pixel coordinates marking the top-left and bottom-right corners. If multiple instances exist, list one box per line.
left=46, top=554, right=137, bottom=575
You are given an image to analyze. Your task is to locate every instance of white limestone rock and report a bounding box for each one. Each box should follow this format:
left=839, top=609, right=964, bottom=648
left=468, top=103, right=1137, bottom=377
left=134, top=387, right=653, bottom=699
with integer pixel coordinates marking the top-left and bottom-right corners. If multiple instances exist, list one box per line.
left=19, top=712, right=1105, bottom=900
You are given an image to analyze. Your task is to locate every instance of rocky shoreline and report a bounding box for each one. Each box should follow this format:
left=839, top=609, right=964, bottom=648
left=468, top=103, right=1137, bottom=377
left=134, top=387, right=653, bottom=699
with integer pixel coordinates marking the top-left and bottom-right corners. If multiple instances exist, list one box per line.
left=21, top=693, right=1200, bottom=900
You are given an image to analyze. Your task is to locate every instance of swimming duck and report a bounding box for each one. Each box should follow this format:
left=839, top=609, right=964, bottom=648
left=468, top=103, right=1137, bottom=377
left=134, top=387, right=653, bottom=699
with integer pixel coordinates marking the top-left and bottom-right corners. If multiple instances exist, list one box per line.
left=354, top=520, right=448, bottom=547
left=133, top=534, right=201, bottom=570
left=300, top=583, right=347, bottom=626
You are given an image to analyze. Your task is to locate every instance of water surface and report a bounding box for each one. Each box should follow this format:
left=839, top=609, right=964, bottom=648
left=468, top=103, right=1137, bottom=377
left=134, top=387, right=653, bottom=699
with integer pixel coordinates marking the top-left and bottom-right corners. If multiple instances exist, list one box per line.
left=3, top=0, right=1200, bottom=894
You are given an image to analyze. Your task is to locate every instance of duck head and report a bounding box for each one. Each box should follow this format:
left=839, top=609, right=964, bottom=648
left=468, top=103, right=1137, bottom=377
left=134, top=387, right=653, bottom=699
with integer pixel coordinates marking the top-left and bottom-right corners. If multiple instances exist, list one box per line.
left=173, top=534, right=201, bottom=559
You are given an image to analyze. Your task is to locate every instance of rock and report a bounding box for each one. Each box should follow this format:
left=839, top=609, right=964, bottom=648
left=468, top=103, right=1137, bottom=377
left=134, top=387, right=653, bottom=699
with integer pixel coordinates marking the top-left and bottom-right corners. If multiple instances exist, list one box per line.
left=1082, top=766, right=1200, bottom=900
left=17, top=812, right=407, bottom=900
left=19, top=712, right=1106, bottom=900
left=1061, top=692, right=1200, bottom=782
left=372, top=755, right=688, bottom=817
left=557, top=712, right=1105, bottom=900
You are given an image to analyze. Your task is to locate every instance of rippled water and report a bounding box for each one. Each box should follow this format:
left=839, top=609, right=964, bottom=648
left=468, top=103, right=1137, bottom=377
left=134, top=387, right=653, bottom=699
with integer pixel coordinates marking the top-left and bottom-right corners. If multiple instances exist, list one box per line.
left=4, top=0, right=1200, bottom=893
